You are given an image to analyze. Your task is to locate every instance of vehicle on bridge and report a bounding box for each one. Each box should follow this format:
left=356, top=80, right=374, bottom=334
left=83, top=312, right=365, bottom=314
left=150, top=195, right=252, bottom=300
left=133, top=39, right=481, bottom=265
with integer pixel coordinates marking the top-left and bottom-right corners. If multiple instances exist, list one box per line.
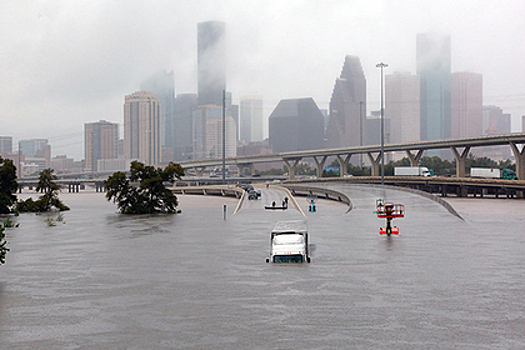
left=394, top=166, right=433, bottom=177
left=470, top=167, right=518, bottom=180
left=375, top=199, right=405, bottom=236
left=266, top=220, right=311, bottom=263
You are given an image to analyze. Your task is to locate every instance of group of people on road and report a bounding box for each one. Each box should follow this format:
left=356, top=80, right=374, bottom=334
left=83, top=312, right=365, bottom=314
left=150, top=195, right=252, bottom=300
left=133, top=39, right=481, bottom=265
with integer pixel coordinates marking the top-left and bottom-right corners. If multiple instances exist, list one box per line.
left=271, top=197, right=289, bottom=208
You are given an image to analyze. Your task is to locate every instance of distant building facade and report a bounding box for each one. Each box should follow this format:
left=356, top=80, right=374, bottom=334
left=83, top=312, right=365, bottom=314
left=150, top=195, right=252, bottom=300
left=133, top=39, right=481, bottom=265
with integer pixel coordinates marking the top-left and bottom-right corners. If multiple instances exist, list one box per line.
left=269, top=98, right=324, bottom=153
left=84, top=120, right=119, bottom=172
left=417, top=33, right=451, bottom=141
left=450, top=72, right=483, bottom=138
left=326, top=56, right=367, bottom=149
left=19, top=139, right=48, bottom=157
left=140, top=70, right=176, bottom=148
left=240, top=96, right=264, bottom=143
left=481, top=105, right=511, bottom=159
left=124, top=91, right=161, bottom=165
left=192, top=105, right=237, bottom=160
left=173, top=93, right=198, bottom=160
left=0, top=136, right=12, bottom=154
left=198, top=21, right=226, bottom=106
left=385, top=71, right=420, bottom=144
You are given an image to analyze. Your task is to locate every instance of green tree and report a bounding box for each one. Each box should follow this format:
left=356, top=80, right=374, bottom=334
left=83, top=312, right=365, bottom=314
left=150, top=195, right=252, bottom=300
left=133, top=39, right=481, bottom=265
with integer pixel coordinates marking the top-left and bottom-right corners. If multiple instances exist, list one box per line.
left=16, top=168, right=70, bottom=212
left=105, top=161, right=184, bottom=214
left=0, top=157, right=18, bottom=214
left=0, top=223, right=9, bottom=265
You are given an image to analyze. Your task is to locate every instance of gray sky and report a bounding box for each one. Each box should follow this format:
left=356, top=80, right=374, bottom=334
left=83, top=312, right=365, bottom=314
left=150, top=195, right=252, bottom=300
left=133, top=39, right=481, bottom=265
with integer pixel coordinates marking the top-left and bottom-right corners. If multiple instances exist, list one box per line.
left=1, top=0, right=524, bottom=160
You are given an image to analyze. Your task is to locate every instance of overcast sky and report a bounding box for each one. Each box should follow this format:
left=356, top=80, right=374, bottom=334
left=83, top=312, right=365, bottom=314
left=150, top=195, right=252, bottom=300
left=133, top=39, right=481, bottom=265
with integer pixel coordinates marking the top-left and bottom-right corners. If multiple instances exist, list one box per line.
left=1, top=0, right=524, bottom=160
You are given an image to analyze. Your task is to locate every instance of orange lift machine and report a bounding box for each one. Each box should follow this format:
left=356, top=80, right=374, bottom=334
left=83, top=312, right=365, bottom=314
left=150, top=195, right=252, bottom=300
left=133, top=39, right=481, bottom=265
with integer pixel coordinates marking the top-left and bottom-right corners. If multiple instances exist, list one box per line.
left=375, top=199, right=405, bottom=235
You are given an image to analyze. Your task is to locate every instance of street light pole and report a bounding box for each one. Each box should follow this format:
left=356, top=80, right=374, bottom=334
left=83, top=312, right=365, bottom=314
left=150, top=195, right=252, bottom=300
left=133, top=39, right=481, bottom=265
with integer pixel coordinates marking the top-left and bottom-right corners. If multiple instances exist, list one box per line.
left=358, top=101, right=364, bottom=167
left=376, top=62, right=388, bottom=186
left=222, top=90, right=226, bottom=184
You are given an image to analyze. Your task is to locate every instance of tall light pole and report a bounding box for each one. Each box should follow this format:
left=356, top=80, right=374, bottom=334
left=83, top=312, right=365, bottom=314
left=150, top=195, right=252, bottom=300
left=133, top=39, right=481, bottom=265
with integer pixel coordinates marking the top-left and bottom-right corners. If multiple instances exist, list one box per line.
left=222, top=90, right=226, bottom=184
left=358, top=101, right=364, bottom=167
left=376, top=62, right=388, bottom=186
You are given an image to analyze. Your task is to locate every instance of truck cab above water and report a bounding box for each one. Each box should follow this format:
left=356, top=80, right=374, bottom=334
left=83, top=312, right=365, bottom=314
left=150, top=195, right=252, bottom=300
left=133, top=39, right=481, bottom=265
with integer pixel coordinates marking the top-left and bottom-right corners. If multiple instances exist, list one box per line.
left=266, top=220, right=310, bottom=263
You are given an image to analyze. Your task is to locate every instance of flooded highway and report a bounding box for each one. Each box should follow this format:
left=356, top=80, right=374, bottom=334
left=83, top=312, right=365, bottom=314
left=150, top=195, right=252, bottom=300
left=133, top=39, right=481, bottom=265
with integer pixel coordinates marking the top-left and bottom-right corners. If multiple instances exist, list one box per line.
left=1, top=184, right=524, bottom=349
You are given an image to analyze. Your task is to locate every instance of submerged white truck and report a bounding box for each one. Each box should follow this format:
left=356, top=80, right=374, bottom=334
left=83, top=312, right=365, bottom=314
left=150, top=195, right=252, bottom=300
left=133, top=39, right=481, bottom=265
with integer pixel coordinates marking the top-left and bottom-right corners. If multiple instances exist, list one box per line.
left=266, top=220, right=310, bottom=263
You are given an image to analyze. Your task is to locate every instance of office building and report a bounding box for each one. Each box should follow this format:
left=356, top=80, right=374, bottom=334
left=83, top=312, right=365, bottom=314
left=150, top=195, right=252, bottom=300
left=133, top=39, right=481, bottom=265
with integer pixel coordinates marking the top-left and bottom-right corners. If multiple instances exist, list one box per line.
left=417, top=33, right=451, bottom=141
left=326, top=56, right=367, bottom=149
left=141, top=70, right=176, bottom=148
left=385, top=72, right=420, bottom=144
left=481, top=105, right=511, bottom=159
left=192, top=105, right=236, bottom=160
left=0, top=136, right=13, bottom=154
left=451, top=72, right=483, bottom=138
left=173, top=93, right=198, bottom=160
left=198, top=21, right=226, bottom=106
left=269, top=98, right=324, bottom=153
left=19, top=139, right=48, bottom=157
left=84, top=120, right=119, bottom=172
left=124, top=91, right=161, bottom=165
left=240, top=96, right=264, bottom=143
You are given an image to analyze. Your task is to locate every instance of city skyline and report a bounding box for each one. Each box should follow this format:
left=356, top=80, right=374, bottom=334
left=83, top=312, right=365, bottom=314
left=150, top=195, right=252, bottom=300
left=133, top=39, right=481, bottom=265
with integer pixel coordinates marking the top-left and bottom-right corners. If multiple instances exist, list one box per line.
left=1, top=0, right=524, bottom=160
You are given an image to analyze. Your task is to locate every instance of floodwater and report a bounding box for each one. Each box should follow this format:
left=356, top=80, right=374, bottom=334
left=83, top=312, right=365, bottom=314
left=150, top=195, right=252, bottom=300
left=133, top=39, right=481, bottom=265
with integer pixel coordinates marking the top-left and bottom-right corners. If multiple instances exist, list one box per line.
left=0, top=184, right=524, bottom=349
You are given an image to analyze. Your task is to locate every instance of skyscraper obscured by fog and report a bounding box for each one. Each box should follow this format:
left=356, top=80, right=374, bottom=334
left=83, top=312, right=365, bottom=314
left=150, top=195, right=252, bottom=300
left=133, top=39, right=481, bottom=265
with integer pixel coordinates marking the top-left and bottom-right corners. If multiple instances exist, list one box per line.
left=326, top=56, right=366, bottom=149
left=240, top=96, right=263, bottom=143
left=269, top=98, right=324, bottom=153
left=0, top=136, right=12, bottom=154
left=124, top=91, right=161, bottom=166
left=417, top=33, right=451, bottom=142
left=173, top=93, right=198, bottom=160
left=198, top=21, right=226, bottom=106
left=84, top=120, right=119, bottom=172
left=140, top=70, right=176, bottom=148
left=450, top=72, right=483, bottom=138
left=481, top=105, right=511, bottom=159
left=385, top=72, right=420, bottom=144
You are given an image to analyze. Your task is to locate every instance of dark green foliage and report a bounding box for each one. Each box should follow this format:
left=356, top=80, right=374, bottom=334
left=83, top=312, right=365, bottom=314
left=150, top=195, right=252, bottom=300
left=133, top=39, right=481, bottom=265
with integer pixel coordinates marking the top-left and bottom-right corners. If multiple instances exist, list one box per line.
left=0, top=223, right=10, bottom=265
left=0, top=157, right=18, bottom=214
left=105, top=161, right=184, bottom=214
left=16, top=168, right=70, bottom=212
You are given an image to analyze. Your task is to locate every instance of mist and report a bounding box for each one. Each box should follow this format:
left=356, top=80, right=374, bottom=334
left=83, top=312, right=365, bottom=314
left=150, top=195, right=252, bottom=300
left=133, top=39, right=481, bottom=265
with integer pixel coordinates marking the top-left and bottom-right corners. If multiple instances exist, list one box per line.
left=1, top=0, right=524, bottom=159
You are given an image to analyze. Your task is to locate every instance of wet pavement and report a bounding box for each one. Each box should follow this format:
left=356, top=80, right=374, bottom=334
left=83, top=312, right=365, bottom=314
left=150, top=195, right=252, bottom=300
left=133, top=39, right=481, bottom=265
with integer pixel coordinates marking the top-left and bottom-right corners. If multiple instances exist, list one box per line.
left=0, top=184, right=524, bottom=349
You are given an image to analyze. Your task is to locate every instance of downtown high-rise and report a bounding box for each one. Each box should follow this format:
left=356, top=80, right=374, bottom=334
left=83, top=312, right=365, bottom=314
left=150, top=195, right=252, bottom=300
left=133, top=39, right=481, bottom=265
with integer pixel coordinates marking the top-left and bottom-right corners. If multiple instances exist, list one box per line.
left=84, top=120, right=119, bottom=172
left=450, top=72, right=483, bottom=138
left=197, top=21, right=226, bottom=106
left=240, top=96, right=264, bottom=143
left=417, top=33, right=451, bottom=141
left=124, top=91, right=161, bottom=166
left=326, top=56, right=367, bottom=149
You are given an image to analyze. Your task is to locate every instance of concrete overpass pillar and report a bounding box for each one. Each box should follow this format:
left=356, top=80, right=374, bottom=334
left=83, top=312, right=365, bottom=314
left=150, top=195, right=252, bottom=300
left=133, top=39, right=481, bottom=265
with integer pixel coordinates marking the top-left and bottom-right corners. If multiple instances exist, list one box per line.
left=313, top=156, right=328, bottom=178
left=450, top=146, right=470, bottom=178
left=509, top=142, right=525, bottom=180
left=336, top=154, right=352, bottom=177
left=237, top=163, right=255, bottom=176
left=283, top=158, right=301, bottom=180
left=195, top=166, right=206, bottom=176
left=367, top=152, right=381, bottom=176
left=405, top=149, right=425, bottom=166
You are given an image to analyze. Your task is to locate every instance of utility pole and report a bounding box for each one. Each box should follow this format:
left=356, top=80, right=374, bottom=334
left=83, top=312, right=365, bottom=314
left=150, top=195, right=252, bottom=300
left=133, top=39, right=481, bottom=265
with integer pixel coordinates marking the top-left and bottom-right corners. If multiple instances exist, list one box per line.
left=222, top=90, right=226, bottom=184
left=376, top=62, right=388, bottom=186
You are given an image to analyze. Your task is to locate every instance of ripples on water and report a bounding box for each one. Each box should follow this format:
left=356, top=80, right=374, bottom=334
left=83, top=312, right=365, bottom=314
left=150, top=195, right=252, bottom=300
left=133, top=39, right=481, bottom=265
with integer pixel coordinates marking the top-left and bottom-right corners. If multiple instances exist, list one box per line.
left=0, top=187, right=524, bottom=349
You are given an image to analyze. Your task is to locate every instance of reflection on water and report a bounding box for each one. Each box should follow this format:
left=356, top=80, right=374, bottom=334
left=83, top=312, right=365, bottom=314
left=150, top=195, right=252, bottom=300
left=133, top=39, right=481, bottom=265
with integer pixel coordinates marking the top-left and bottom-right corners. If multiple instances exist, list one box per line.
left=1, top=188, right=524, bottom=349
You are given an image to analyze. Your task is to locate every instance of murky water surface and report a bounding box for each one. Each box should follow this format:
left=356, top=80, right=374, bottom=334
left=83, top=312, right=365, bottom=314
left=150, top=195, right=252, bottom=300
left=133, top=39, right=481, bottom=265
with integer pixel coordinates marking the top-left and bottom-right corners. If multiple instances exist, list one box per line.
left=1, top=185, right=524, bottom=349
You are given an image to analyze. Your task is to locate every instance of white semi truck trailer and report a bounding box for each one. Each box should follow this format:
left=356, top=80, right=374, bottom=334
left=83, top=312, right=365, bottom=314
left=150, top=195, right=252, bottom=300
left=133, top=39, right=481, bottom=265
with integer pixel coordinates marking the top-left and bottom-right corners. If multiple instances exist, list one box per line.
left=266, top=220, right=310, bottom=263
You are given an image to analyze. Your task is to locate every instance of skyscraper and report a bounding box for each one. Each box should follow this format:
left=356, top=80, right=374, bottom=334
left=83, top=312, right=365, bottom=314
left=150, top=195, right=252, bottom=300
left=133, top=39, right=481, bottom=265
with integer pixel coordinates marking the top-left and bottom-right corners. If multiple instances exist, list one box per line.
left=198, top=21, right=226, bottom=106
left=240, top=96, right=264, bottom=143
left=192, top=105, right=236, bottom=160
left=84, top=120, right=119, bottom=172
left=451, top=72, right=483, bottom=138
left=173, top=93, right=198, bottom=160
left=124, top=91, right=161, bottom=166
left=0, top=136, right=12, bottom=154
left=269, top=98, right=324, bottom=153
left=326, top=56, right=366, bottom=149
left=417, top=33, right=451, bottom=141
left=385, top=71, right=420, bottom=144
left=140, top=70, right=176, bottom=148
left=19, top=139, right=48, bottom=157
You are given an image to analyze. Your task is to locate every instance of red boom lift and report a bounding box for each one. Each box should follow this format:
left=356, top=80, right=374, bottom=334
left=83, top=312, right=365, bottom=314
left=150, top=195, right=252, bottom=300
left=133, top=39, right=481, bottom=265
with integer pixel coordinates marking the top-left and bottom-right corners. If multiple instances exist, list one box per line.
left=375, top=199, right=405, bottom=235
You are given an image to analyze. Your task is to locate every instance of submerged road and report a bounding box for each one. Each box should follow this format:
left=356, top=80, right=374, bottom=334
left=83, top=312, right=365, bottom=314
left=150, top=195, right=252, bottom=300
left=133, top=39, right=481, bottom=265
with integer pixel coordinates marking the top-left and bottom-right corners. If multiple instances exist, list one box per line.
left=0, top=184, right=524, bottom=349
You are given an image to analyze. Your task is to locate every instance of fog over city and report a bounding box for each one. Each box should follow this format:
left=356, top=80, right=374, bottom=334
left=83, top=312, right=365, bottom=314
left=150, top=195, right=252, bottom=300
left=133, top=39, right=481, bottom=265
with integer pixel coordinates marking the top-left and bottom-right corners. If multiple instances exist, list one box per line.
left=1, top=0, right=524, bottom=160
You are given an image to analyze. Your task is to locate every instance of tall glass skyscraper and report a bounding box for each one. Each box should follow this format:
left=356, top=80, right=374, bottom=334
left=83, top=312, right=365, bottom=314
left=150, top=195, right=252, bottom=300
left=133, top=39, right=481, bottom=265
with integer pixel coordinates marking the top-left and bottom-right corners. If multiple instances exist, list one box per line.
left=417, top=33, right=451, bottom=141
left=197, top=21, right=226, bottom=106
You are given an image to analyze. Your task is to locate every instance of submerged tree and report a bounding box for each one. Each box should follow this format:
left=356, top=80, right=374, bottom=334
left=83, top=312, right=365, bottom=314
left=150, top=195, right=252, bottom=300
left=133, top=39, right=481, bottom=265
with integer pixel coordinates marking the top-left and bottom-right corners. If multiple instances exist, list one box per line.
left=0, top=156, right=18, bottom=214
left=0, top=223, right=9, bottom=265
left=16, top=168, right=70, bottom=212
left=105, top=161, right=184, bottom=214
